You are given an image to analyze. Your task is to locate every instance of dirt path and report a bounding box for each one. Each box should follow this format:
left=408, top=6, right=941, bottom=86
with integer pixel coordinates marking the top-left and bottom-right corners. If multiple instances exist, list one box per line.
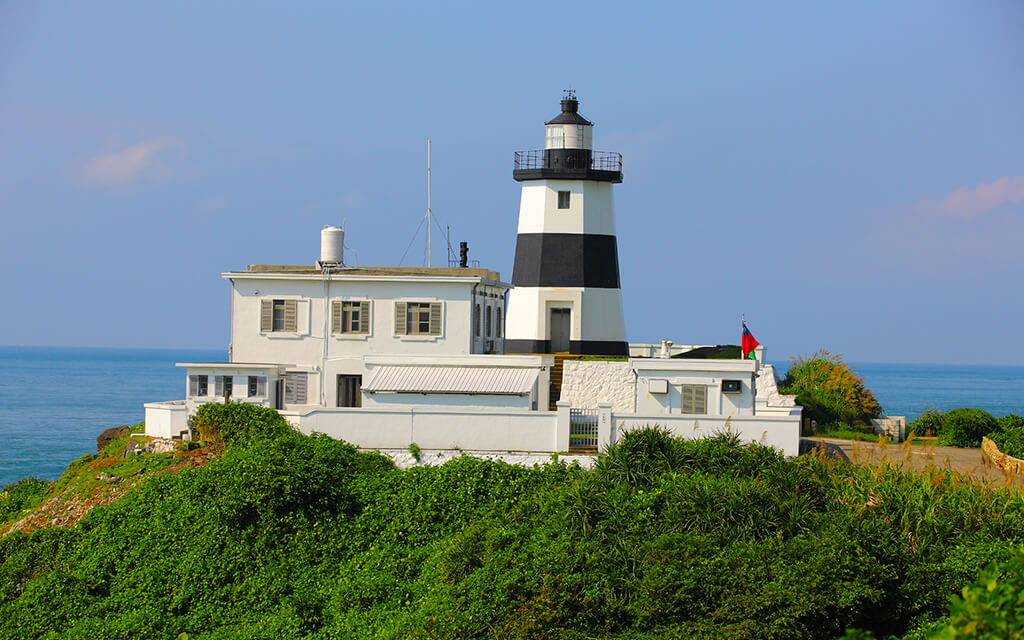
left=801, top=437, right=1024, bottom=488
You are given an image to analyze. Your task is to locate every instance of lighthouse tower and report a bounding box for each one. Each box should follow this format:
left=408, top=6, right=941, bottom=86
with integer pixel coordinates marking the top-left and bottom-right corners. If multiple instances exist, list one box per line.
left=504, top=92, right=628, bottom=356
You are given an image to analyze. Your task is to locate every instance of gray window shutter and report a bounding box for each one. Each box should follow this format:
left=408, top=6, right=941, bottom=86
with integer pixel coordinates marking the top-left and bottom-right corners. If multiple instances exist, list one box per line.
left=359, top=301, right=370, bottom=333
left=395, top=302, right=407, bottom=335
left=285, top=372, right=307, bottom=404
left=215, top=376, right=224, bottom=397
left=284, top=300, right=298, bottom=332
left=189, top=375, right=198, bottom=396
left=496, top=308, right=502, bottom=337
left=429, top=302, right=442, bottom=335
left=257, top=376, right=266, bottom=396
left=696, top=386, right=707, bottom=414
left=331, top=301, right=342, bottom=334
left=260, top=300, right=273, bottom=332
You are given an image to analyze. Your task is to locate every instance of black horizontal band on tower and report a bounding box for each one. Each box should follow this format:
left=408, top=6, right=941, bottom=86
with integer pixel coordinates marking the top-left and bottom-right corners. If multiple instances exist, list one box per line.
left=512, top=233, right=621, bottom=288
left=504, top=339, right=629, bottom=356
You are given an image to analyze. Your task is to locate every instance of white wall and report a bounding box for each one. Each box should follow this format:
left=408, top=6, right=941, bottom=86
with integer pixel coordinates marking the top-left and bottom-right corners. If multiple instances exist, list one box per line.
left=633, top=359, right=756, bottom=416
left=362, top=392, right=533, bottom=410
left=227, top=274, right=507, bottom=406
left=614, top=414, right=801, bottom=458
left=144, top=401, right=187, bottom=439
left=516, top=181, right=616, bottom=235
left=287, top=407, right=559, bottom=452
left=560, top=361, right=635, bottom=412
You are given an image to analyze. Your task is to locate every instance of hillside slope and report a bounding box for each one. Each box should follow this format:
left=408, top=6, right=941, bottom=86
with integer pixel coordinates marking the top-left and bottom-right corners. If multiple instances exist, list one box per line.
left=1, top=403, right=1023, bottom=639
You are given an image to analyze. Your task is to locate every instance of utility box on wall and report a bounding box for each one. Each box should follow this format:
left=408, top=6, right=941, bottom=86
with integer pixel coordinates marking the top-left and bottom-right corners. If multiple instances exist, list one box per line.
left=721, top=379, right=742, bottom=394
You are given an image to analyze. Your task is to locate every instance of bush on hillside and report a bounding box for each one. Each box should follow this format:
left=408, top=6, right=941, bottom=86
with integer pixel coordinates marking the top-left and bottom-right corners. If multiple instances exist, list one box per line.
left=988, top=415, right=1024, bottom=459
left=930, top=549, right=1024, bottom=639
left=936, top=408, right=1000, bottom=449
left=5, top=415, right=1024, bottom=639
left=909, top=409, right=945, bottom=438
left=779, top=350, right=882, bottom=426
left=0, top=478, right=49, bottom=524
left=187, top=401, right=293, bottom=448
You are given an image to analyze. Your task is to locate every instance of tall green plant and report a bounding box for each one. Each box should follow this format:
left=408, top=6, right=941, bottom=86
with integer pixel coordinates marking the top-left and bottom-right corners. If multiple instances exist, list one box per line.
left=779, top=350, right=881, bottom=426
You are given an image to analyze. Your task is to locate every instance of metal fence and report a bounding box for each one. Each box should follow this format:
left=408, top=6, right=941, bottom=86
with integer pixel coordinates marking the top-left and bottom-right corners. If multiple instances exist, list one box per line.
left=569, top=408, right=599, bottom=448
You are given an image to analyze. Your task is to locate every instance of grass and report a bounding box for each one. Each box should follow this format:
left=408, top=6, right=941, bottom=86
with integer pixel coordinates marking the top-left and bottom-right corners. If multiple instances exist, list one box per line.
left=810, top=424, right=881, bottom=442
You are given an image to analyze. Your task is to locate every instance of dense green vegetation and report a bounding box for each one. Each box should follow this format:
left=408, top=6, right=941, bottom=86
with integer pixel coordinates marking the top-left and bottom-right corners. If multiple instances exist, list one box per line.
left=780, top=350, right=882, bottom=428
left=2, top=403, right=1024, bottom=639
left=0, top=479, right=48, bottom=524
left=907, top=409, right=1009, bottom=449
left=988, top=415, right=1024, bottom=459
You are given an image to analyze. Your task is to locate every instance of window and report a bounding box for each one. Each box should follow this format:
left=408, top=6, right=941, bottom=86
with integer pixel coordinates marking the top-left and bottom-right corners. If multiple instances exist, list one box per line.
left=337, top=375, right=362, bottom=407
left=284, top=372, right=307, bottom=404
left=260, top=299, right=297, bottom=332
left=545, top=124, right=564, bottom=149
left=188, top=375, right=208, bottom=397
left=680, top=384, right=707, bottom=415
left=215, top=375, right=233, bottom=399
left=496, top=308, right=502, bottom=338
left=394, top=301, right=441, bottom=336
left=247, top=376, right=266, bottom=397
left=332, top=300, right=370, bottom=334
left=557, top=191, right=570, bottom=209
left=486, top=306, right=493, bottom=337
left=474, top=303, right=481, bottom=337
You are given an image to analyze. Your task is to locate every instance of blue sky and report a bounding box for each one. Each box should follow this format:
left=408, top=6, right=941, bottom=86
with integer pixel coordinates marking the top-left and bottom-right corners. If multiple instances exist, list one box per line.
left=1, top=1, right=1021, bottom=364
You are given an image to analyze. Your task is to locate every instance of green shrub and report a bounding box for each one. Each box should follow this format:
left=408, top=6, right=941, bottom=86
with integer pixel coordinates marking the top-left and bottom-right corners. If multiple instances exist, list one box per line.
left=988, top=415, right=1024, bottom=459
left=937, top=408, right=999, bottom=449
left=187, top=401, right=293, bottom=448
left=929, top=549, right=1024, bottom=639
left=0, top=478, right=50, bottom=524
left=779, top=350, right=882, bottom=426
left=5, top=426, right=1024, bottom=639
left=910, top=409, right=945, bottom=438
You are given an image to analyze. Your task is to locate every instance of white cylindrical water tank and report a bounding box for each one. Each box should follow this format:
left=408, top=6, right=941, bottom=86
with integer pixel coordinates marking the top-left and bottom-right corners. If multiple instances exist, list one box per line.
left=320, top=226, right=344, bottom=264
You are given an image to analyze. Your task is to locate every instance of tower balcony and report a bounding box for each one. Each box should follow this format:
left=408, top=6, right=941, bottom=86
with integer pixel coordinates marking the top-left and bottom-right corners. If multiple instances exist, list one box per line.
left=513, top=149, right=623, bottom=183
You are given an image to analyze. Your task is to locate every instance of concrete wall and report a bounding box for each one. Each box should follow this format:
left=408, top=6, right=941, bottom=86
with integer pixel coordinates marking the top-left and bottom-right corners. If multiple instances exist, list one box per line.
left=633, top=359, right=756, bottom=417
left=286, top=407, right=559, bottom=452
left=614, top=414, right=801, bottom=458
left=560, top=361, right=635, bottom=412
left=144, top=401, right=188, bottom=439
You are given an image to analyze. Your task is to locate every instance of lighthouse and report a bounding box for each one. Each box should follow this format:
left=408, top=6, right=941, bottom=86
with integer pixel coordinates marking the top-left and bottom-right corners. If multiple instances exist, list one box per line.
left=504, top=92, right=628, bottom=356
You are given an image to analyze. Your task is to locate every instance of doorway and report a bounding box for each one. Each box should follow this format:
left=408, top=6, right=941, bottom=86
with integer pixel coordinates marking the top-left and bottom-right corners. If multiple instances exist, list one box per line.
left=337, top=374, right=362, bottom=408
left=550, top=308, right=571, bottom=353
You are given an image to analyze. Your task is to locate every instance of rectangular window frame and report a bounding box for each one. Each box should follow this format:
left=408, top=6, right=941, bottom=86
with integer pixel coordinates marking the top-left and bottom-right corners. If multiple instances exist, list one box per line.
left=680, top=384, right=708, bottom=415
left=395, top=301, right=442, bottom=337
left=557, top=190, right=571, bottom=209
left=247, top=375, right=267, bottom=398
left=189, top=374, right=209, bottom=398
left=332, top=300, right=371, bottom=335
left=261, top=298, right=298, bottom=333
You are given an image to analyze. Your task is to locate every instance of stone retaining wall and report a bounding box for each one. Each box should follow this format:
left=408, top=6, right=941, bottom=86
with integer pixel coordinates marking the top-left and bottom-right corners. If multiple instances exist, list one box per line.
left=981, top=436, right=1024, bottom=475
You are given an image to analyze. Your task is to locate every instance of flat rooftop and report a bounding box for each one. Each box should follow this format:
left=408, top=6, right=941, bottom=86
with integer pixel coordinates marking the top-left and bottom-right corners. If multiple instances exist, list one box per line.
left=234, top=265, right=503, bottom=282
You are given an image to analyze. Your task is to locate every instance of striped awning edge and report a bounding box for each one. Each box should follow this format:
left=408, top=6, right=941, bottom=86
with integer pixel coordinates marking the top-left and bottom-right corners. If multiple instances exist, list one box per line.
left=363, top=366, right=540, bottom=395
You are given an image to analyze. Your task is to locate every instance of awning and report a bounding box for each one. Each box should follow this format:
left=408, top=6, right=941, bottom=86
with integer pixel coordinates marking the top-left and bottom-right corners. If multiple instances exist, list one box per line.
left=363, top=366, right=540, bottom=395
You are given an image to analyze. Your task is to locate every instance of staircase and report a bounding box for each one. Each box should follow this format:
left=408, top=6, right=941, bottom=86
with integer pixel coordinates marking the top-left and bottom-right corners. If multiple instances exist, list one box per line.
left=548, top=355, right=567, bottom=411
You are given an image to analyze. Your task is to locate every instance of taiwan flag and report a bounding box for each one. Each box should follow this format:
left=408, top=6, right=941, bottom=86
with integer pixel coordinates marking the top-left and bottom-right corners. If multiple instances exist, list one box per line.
left=741, top=322, right=760, bottom=360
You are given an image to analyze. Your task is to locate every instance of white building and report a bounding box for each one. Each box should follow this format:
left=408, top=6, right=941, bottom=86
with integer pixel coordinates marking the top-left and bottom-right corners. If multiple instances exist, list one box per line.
left=145, top=94, right=801, bottom=457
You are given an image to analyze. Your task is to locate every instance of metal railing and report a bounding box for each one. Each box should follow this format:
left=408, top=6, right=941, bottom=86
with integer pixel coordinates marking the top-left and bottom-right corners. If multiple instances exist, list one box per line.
left=513, top=150, right=622, bottom=173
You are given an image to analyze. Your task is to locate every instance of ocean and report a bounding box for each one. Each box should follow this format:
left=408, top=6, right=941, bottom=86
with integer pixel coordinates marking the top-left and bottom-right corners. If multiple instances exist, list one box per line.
left=1, top=347, right=1023, bottom=487
left=0, top=346, right=223, bottom=487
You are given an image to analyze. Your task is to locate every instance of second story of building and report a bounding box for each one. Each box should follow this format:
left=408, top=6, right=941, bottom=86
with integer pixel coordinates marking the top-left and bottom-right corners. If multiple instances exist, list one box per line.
left=226, top=265, right=510, bottom=366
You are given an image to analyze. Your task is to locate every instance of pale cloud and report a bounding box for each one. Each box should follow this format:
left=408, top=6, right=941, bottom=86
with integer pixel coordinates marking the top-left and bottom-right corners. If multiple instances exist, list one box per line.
left=918, top=175, right=1024, bottom=220
left=80, top=137, right=184, bottom=185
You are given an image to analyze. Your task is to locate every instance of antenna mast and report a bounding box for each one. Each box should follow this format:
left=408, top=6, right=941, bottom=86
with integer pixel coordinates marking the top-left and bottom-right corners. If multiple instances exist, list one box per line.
left=427, top=139, right=432, bottom=267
